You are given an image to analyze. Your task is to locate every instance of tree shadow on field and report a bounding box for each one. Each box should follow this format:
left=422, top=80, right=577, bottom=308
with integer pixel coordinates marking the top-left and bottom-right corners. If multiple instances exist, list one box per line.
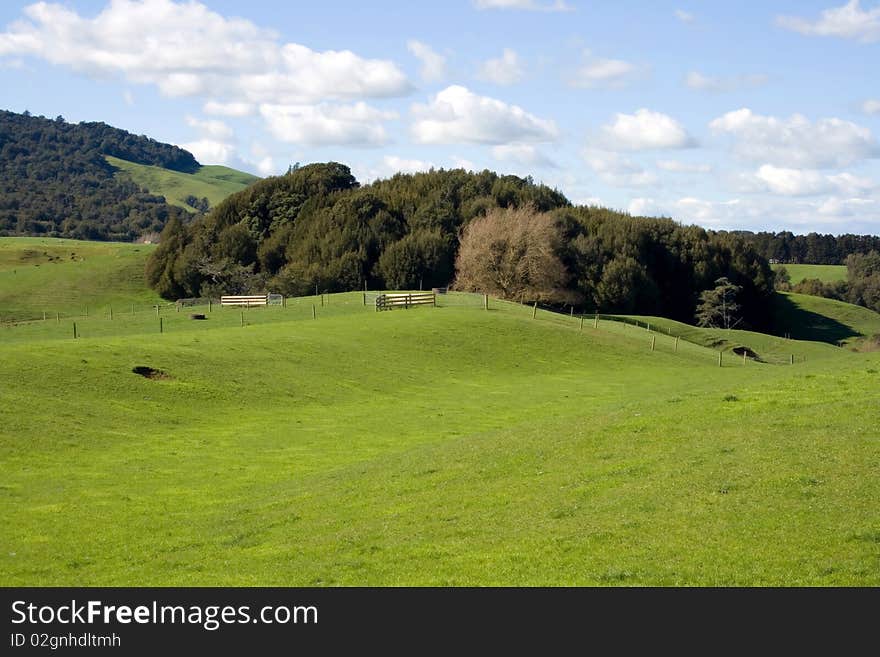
left=769, top=293, right=859, bottom=345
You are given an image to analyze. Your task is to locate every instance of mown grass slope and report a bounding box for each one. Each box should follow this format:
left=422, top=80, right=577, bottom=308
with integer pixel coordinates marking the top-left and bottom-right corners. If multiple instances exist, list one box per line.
left=1, top=296, right=878, bottom=586
left=771, top=292, right=880, bottom=347
left=774, top=264, right=847, bottom=283
left=107, top=156, right=259, bottom=212
left=611, top=313, right=842, bottom=364
left=0, top=237, right=161, bottom=321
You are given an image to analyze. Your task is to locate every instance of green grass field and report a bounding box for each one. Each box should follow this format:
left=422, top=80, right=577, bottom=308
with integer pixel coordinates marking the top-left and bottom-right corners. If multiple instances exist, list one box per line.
left=2, top=293, right=879, bottom=585
left=771, top=292, right=880, bottom=348
left=2, top=239, right=879, bottom=586
left=0, top=237, right=162, bottom=322
left=773, top=263, right=848, bottom=284
left=107, top=156, right=259, bottom=212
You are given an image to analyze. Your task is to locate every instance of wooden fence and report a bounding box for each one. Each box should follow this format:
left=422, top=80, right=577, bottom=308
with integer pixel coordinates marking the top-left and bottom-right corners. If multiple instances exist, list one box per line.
left=375, top=292, right=436, bottom=311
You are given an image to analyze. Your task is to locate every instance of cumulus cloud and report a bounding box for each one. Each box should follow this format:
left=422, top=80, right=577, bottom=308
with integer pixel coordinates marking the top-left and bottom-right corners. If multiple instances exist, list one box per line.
left=863, top=99, right=880, bottom=114
left=491, top=144, right=555, bottom=167
left=777, top=1, right=880, bottom=43
left=709, top=108, right=879, bottom=168
left=260, top=103, right=397, bottom=147
left=656, top=159, right=712, bottom=173
left=407, top=40, right=446, bottom=83
left=450, top=155, right=477, bottom=170
left=598, top=109, right=696, bottom=151
left=473, top=0, right=573, bottom=11
left=630, top=194, right=879, bottom=232
left=0, top=0, right=412, bottom=104
left=737, top=164, right=877, bottom=196
left=685, top=71, right=768, bottom=93
left=583, top=149, right=658, bottom=187
left=478, top=49, right=525, bottom=85
left=179, top=139, right=234, bottom=165
left=569, top=50, right=640, bottom=88
left=411, top=85, right=558, bottom=145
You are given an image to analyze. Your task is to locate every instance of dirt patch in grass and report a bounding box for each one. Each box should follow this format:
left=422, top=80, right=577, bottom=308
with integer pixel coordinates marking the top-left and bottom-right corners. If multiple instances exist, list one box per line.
left=132, top=366, right=171, bottom=380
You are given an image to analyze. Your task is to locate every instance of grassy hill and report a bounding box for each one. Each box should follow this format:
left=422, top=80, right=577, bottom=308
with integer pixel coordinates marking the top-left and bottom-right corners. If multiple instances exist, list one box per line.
left=773, top=263, right=848, bottom=284
left=770, top=292, right=880, bottom=348
left=0, top=237, right=161, bottom=321
left=1, top=287, right=879, bottom=586
left=609, top=313, right=842, bottom=365
left=107, top=156, right=259, bottom=212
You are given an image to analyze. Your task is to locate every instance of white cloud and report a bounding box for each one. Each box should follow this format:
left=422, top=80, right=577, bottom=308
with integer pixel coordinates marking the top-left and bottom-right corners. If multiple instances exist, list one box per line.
left=260, top=103, right=397, bottom=147
left=675, top=9, right=695, bottom=23
left=204, top=101, right=255, bottom=117
left=383, top=155, right=436, bottom=174
left=407, top=40, right=446, bottom=83
left=473, top=0, right=573, bottom=11
left=450, top=155, right=477, bottom=170
left=0, top=0, right=412, bottom=104
left=478, top=48, right=524, bottom=86
left=179, top=139, right=234, bottom=165
left=777, top=1, right=880, bottom=43
left=411, top=85, right=559, bottom=145
left=598, top=109, right=696, bottom=151
left=583, top=149, right=658, bottom=187
left=254, top=156, right=275, bottom=176
left=863, top=99, right=880, bottom=114
left=685, top=71, right=768, bottom=93
left=185, top=116, right=234, bottom=141
left=491, top=144, right=555, bottom=167
left=709, top=108, right=879, bottom=168
left=737, top=165, right=877, bottom=196
left=570, top=51, right=639, bottom=88
left=656, top=159, right=712, bottom=173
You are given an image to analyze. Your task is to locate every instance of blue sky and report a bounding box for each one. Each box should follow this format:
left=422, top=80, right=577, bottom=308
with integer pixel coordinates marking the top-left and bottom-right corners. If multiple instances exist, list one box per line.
left=0, top=0, right=878, bottom=234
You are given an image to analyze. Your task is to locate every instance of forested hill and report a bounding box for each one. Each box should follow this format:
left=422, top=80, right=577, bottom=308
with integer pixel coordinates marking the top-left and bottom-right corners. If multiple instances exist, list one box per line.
left=147, top=162, right=775, bottom=329
left=0, top=109, right=198, bottom=240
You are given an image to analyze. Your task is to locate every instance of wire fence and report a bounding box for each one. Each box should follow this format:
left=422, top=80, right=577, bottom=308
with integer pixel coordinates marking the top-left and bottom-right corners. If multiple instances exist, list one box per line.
left=0, top=288, right=817, bottom=365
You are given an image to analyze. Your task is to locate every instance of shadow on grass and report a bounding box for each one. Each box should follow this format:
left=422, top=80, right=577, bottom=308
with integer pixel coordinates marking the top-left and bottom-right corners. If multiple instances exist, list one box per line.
left=769, top=293, right=859, bottom=345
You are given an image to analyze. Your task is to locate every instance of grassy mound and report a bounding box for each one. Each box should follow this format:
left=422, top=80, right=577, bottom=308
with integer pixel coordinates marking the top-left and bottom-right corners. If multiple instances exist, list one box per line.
left=770, top=292, right=880, bottom=348
left=1, top=296, right=878, bottom=586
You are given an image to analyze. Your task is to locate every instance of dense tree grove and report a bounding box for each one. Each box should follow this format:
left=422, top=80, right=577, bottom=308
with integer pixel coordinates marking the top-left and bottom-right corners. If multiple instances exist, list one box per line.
left=147, top=162, right=775, bottom=328
left=737, top=231, right=880, bottom=265
left=0, top=110, right=195, bottom=240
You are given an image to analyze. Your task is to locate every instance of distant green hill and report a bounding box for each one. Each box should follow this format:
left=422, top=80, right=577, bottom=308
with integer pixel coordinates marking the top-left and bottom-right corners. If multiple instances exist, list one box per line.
left=773, top=263, right=847, bottom=284
left=106, top=156, right=259, bottom=213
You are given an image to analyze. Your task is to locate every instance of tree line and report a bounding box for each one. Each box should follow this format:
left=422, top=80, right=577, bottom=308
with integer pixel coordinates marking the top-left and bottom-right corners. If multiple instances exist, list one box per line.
left=737, top=231, right=880, bottom=265
left=147, top=162, right=775, bottom=329
left=0, top=109, right=196, bottom=240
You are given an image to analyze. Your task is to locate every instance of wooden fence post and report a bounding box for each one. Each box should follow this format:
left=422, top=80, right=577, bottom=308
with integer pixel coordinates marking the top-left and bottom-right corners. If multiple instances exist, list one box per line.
left=43, top=311, right=46, bottom=321
left=109, top=306, right=113, bottom=320
left=532, top=302, right=537, bottom=319
left=675, top=336, right=679, bottom=352
left=73, top=322, right=77, bottom=339
left=155, top=305, right=159, bottom=317
left=312, top=305, right=316, bottom=319
left=209, top=299, right=212, bottom=312
left=484, top=294, right=489, bottom=310
left=580, top=316, right=584, bottom=331
left=651, top=336, right=656, bottom=351
left=160, top=317, right=163, bottom=334
left=363, top=292, right=366, bottom=306
left=790, top=354, right=794, bottom=365
left=594, top=314, right=598, bottom=329
left=718, top=351, right=723, bottom=367
left=240, top=312, right=244, bottom=327
left=56, top=312, right=60, bottom=324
